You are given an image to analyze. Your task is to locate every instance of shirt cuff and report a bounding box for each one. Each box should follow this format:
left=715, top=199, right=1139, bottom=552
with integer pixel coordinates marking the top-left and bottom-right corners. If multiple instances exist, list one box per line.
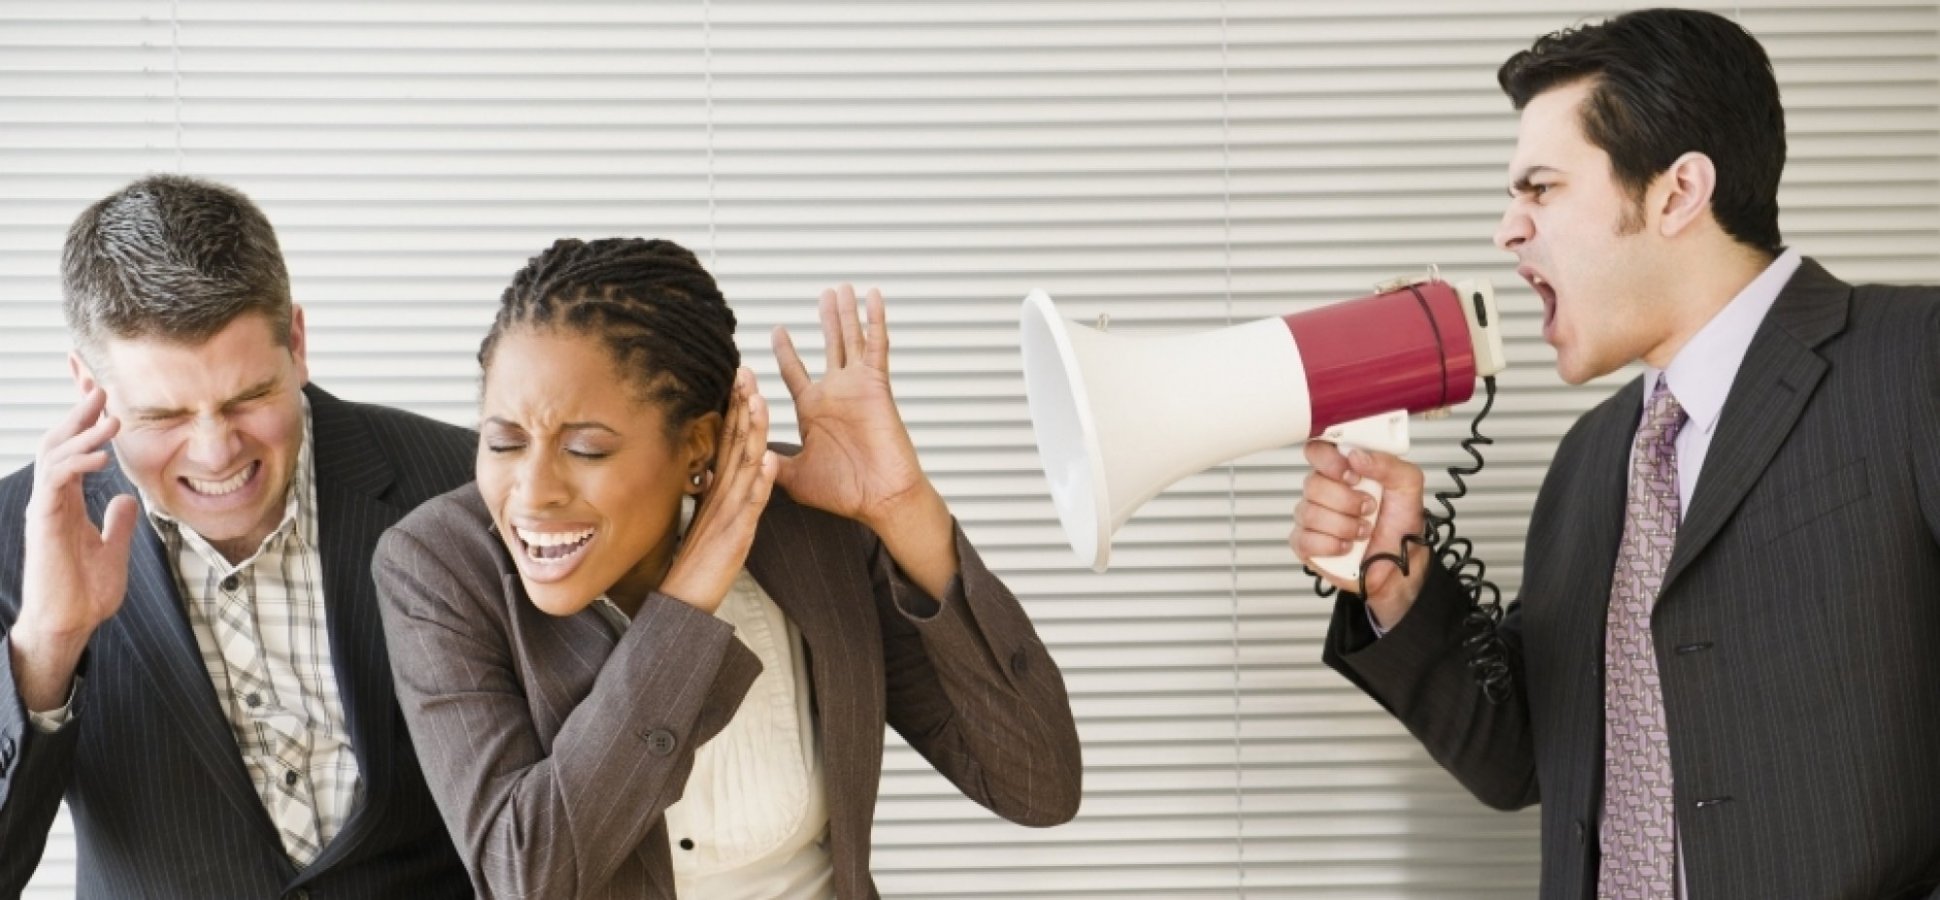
left=26, top=676, right=81, bottom=733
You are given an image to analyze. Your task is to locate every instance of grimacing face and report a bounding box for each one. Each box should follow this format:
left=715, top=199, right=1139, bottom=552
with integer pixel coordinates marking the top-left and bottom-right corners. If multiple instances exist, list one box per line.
left=476, top=326, right=717, bottom=616
left=1493, top=79, right=1675, bottom=385
left=75, top=309, right=310, bottom=559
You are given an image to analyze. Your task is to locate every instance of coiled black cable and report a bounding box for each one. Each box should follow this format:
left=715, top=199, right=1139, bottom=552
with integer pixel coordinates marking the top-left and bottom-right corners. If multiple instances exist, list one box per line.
left=1307, top=374, right=1514, bottom=705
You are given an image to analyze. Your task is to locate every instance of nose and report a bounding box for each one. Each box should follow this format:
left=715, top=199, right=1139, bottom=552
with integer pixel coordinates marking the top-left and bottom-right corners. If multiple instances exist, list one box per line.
left=1494, top=202, right=1532, bottom=253
left=515, top=450, right=571, bottom=510
left=184, top=415, right=243, bottom=473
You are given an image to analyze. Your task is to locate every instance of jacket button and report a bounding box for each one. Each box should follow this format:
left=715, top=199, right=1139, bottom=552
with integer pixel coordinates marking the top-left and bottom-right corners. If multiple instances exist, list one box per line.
left=1009, top=649, right=1029, bottom=677
left=644, top=728, right=678, bottom=757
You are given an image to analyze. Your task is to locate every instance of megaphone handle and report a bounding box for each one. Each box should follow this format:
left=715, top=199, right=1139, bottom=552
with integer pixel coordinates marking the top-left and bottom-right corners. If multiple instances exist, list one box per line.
left=1309, top=476, right=1382, bottom=584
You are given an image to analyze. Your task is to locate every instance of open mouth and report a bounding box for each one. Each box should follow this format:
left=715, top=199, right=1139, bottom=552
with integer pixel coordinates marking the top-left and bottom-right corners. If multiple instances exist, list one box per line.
left=513, top=525, right=597, bottom=570
left=182, top=461, right=260, bottom=498
left=1522, top=268, right=1558, bottom=335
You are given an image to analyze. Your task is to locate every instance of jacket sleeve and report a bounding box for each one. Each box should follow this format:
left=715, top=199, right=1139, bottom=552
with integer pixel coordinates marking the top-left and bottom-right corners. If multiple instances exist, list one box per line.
left=869, top=518, right=1083, bottom=827
left=1321, top=560, right=1539, bottom=811
left=0, top=630, right=84, bottom=895
left=374, top=526, right=762, bottom=900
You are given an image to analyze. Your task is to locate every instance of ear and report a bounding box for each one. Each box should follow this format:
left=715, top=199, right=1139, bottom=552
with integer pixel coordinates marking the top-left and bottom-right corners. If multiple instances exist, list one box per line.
left=69, top=349, right=101, bottom=396
left=1655, top=151, right=1717, bottom=239
left=288, top=303, right=311, bottom=386
left=678, top=411, right=723, bottom=493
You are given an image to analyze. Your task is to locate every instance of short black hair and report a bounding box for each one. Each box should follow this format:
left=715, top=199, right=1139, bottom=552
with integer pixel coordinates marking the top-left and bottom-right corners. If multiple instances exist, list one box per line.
left=1499, top=8, right=1786, bottom=255
left=480, top=238, right=740, bottom=432
left=62, top=174, right=294, bottom=358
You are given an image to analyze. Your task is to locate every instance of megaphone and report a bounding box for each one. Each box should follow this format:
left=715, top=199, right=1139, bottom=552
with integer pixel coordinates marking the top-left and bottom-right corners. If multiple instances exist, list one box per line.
left=1021, top=272, right=1508, bottom=580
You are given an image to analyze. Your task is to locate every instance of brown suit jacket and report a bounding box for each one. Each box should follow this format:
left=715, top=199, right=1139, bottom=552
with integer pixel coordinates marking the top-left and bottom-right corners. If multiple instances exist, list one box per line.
left=372, top=479, right=1082, bottom=900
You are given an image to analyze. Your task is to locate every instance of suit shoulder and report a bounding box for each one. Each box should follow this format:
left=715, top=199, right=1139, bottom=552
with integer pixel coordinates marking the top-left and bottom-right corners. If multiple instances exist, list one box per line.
left=324, top=393, right=478, bottom=501
left=0, top=461, right=31, bottom=516
left=382, top=482, right=495, bottom=564
left=376, top=482, right=508, bottom=605
left=1844, top=280, right=1940, bottom=339
left=1558, top=378, right=1643, bottom=456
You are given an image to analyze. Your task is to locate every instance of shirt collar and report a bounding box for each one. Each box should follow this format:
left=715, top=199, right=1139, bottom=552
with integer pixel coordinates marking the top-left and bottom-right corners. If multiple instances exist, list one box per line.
left=1643, top=248, right=1802, bottom=436
left=143, top=394, right=316, bottom=574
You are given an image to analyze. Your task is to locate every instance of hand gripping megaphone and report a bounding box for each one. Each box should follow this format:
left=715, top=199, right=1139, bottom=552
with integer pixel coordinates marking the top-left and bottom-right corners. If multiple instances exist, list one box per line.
left=1021, top=272, right=1508, bottom=580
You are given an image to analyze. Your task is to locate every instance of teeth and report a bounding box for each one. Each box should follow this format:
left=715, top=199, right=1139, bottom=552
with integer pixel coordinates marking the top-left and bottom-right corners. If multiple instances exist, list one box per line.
left=186, top=465, right=252, bottom=497
left=515, top=526, right=595, bottom=548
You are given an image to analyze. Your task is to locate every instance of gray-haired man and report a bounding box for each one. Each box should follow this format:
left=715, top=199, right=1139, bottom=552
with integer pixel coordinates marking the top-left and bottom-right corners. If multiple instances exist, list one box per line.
left=0, top=174, right=474, bottom=898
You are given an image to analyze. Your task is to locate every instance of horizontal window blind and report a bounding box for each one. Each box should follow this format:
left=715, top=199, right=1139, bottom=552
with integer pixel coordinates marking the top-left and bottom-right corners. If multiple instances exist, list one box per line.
left=4, top=2, right=1936, bottom=896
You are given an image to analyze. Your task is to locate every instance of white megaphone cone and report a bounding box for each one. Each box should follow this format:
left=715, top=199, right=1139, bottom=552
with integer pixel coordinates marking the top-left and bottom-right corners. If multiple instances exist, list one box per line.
left=1021, top=274, right=1507, bottom=579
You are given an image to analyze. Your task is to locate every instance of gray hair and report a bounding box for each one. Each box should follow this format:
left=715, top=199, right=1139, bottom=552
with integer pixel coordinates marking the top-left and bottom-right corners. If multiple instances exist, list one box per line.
left=62, top=174, right=293, bottom=361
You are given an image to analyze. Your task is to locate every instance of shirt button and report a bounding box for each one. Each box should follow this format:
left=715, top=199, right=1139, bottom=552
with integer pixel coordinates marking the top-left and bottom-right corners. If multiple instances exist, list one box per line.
left=245, top=693, right=262, bottom=708
left=221, top=575, right=240, bottom=592
left=643, top=728, right=678, bottom=757
left=679, top=838, right=695, bottom=851
left=284, top=770, right=300, bottom=787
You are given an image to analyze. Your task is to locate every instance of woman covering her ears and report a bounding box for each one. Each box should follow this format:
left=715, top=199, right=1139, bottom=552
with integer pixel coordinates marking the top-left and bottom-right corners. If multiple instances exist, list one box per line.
left=371, top=237, right=1081, bottom=899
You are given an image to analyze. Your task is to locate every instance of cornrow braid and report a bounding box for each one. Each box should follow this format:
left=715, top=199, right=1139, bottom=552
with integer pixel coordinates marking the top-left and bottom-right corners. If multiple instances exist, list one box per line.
left=481, top=238, right=739, bottom=432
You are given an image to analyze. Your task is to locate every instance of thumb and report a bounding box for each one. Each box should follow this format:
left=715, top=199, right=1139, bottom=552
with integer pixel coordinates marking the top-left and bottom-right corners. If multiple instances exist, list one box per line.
left=772, top=451, right=802, bottom=495
left=101, top=494, right=140, bottom=557
left=1345, top=449, right=1423, bottom=501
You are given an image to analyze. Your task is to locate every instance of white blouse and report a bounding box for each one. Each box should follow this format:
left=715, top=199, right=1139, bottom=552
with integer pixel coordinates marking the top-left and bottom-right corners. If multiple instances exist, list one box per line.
left=595, top=567, right=834, bottom=899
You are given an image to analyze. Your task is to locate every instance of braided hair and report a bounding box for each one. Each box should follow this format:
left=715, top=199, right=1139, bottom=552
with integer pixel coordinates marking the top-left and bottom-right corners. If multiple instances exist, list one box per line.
left=480, top=238, right=740, bottom=433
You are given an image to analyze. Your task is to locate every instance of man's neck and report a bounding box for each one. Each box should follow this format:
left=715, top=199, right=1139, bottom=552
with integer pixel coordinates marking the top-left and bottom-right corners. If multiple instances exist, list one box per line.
left=1642, top=242, right=1777, bottom=369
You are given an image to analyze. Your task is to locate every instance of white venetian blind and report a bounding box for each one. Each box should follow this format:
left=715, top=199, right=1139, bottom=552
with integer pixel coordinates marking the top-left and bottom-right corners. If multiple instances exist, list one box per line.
left=4, top=2, right=1937, bottom=897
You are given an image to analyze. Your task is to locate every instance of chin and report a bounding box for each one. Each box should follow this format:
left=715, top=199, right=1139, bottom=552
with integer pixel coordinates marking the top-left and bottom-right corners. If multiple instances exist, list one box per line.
left=523, top=580, right=600, bottom=617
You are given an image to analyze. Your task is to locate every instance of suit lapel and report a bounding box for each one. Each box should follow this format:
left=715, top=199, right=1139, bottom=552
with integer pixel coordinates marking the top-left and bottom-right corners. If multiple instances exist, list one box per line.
left=94, top=464, right=279, bottom=841
left=299, top=386, right=406, bottom=874
left=1660, top=259, right=1848, bottom=596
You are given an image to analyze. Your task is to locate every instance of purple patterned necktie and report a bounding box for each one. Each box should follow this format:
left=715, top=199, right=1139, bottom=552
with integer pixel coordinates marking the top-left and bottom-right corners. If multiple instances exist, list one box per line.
left=1599, top=377, right=1687, bottom=899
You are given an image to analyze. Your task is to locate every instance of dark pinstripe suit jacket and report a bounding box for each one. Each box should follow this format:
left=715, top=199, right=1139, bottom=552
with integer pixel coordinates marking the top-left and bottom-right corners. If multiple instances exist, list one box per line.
left=0, top=384, right=474, bottom=899
left=1323, top=259, right=1940, bottom=899
left=372, top=473, right=1082, bottom=900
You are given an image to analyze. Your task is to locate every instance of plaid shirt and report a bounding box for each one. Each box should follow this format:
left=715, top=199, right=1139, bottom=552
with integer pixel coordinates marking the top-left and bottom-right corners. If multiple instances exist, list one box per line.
left=143, top=403, right=359, bottom=866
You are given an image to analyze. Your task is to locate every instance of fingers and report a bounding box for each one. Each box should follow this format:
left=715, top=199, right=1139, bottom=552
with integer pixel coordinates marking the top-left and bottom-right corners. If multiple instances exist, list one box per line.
left=30, top=445, right=118, bottom=512
left=1303, top=439, right=1360, bottom=486
left=818, top=289, right=845, bottom=371
left=703, top=368, right=751, bottom=487
left=39, top=387, right=110, bottom=456
left=1294, top=468, right=1375, bottom=557
left=833, top=283, right=867, bottom=368
left=749, top=450, right=779, bottom=507
left=703, top=369, right=768, bottom=503
left=743, top=377, right=770, bottom=466
left=862, top=287, right=888, bottom=371
left=772, top=326, right=812, bottom=401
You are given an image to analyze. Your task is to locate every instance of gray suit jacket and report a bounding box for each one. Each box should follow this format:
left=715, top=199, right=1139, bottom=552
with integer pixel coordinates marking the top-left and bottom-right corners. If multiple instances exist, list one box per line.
left=1325, top=259, right=1940, bottom=899
left=373, top=475, right=1082, bottom=900
left=0, top=384, right=475, bottom=899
